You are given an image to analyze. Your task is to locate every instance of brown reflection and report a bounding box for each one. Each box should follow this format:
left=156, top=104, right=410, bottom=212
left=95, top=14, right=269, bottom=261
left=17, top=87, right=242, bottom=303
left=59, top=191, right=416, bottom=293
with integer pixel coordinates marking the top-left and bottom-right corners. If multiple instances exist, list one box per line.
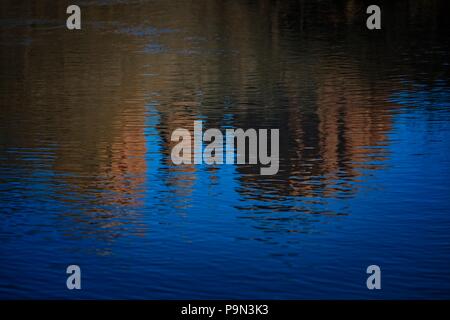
left=124, top=0, right=398, bottom=206
left=157, top=107, right=199, bottom=203
left=1, top=0, right=448, bottom=229
left=0, top=0, right=151, bottom=239
left=127, top=0, right=446, bottom=212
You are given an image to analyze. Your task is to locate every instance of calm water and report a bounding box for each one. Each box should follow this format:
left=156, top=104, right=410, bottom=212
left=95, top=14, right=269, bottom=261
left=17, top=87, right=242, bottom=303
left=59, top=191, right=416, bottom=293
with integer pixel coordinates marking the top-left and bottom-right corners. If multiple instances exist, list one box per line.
left=0, top=0, right=449, bottom=299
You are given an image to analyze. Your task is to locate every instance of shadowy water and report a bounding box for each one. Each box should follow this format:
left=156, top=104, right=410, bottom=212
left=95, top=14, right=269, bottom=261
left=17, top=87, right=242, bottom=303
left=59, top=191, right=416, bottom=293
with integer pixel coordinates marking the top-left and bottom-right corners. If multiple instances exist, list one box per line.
left=0, top=0, right=449, bottom=299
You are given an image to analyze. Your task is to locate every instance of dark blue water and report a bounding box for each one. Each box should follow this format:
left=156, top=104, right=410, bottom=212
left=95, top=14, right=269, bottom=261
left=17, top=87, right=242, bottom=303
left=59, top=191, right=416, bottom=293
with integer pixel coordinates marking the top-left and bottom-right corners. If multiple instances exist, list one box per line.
left=0, top=0, right=449, bottom=299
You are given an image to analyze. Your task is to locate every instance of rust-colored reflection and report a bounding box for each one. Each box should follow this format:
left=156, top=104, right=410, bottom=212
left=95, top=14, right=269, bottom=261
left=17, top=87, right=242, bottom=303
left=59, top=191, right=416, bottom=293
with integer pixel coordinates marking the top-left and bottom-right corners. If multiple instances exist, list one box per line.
left=1, top=0, right=447, bottom=230
left=0, top=0, right=150, bottom=239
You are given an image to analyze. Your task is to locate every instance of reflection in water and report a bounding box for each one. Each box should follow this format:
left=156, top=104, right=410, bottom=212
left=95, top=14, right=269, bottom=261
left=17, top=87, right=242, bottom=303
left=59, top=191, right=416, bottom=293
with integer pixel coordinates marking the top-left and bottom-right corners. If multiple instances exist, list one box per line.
left=0, top=0, right=450, bottom=298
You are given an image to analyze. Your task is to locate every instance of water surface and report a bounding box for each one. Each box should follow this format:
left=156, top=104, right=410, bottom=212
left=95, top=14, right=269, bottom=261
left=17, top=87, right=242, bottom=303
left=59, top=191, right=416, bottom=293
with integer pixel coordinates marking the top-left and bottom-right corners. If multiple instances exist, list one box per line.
left=0, top=0, right=449, bottom=299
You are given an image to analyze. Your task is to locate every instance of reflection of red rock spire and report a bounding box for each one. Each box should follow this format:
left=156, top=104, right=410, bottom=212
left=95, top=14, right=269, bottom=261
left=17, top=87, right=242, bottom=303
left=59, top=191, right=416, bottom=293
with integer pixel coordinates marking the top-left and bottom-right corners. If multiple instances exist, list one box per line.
left=316, top=61, right=392, bottom=175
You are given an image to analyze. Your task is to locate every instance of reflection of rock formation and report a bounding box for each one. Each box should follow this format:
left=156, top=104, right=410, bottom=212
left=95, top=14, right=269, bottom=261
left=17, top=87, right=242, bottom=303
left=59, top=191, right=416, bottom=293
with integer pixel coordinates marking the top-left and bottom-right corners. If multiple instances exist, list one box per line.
left=133, top=0, right=398, bottom=206
left=0, top=5, right=149, bottom=238
left=1, top=0, right=448, bottom=219
left=232, top=62, right=394, bottom=204
left=99, top=0, right=444, bottom=208
left=157, top=106, right=199, bottom=201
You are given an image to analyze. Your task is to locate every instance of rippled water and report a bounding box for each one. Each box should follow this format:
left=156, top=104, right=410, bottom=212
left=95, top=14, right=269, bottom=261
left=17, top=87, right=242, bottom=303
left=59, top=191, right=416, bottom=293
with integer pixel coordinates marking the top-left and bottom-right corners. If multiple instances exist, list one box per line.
left=1, top=0, right=449, bottom=299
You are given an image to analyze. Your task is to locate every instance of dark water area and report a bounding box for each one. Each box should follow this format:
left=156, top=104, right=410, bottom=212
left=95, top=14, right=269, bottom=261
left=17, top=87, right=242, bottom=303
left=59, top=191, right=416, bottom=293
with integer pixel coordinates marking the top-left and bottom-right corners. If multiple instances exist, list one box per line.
left=0, top=0, right=449, bottom=299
